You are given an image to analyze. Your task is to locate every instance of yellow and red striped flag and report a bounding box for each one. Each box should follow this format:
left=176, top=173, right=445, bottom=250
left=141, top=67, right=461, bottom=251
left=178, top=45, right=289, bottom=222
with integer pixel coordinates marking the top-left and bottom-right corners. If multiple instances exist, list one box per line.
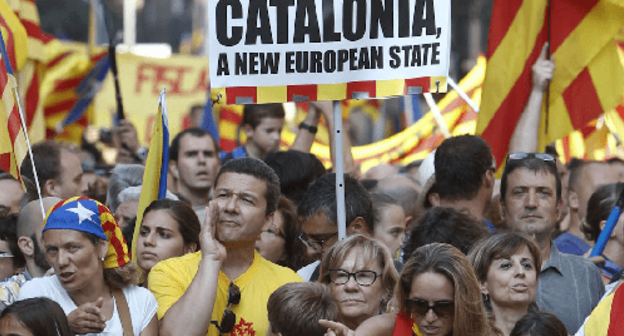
left=478, top=0, right=624, bottom=170
left=40, top=41, right=107, bottom=143
left=0, top=7, right=27, bottom=183
left=581, top=285, right=624, bottom=335
left=9, top=0, right=52, bottom=144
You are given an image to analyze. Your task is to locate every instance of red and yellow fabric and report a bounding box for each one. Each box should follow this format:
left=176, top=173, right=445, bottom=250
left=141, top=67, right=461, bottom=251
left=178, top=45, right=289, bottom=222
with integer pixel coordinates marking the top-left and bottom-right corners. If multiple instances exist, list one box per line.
left=212, top=76, right=447, bottom=105
left=478, top=0, right=624, bottom=171
left=581, top=284, right=624, bottom=335
left=0, top=3, right=26, bottom=184
left=9, top=0, right=51, bottom=144
left=39, top=41, right=106, bottom=142
left=0, top=0, right=26, bottom=72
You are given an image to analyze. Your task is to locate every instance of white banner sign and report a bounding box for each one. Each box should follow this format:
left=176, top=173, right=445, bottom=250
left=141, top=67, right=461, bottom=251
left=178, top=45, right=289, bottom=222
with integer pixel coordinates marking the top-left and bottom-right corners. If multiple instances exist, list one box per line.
left=208, top=0, right=451, bottom=89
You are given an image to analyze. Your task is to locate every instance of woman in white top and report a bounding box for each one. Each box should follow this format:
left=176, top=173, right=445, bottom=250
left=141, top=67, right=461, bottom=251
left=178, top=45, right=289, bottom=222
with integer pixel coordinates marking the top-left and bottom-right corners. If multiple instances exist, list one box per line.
left=18, top=197, right=158, bottom=336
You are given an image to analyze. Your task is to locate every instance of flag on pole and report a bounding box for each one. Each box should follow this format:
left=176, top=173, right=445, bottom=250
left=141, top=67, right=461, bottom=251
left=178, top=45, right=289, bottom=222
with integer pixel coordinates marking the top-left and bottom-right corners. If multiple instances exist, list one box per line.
left=132, top=89, right=170, bottom=262
left=478, top=0, right=624, bottom=170
left=0, top=16, right=26, bottom=184
left=201, top=85, right=220, bottom=141
left=54, top=54, right=110, bottom=134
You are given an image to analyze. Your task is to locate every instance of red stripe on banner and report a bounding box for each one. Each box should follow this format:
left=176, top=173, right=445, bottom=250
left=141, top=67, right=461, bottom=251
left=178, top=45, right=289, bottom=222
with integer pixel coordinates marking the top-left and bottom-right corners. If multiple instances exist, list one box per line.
left=440, top=86, right=480, bottom=114
left=44, top=99, right=77, bottom=116
left=487, top=0, right=523, bottom=58
left=7, top=108, right=22, bottom=143
left=220, top=107, right=243, bottom=124
left=607, top=285, right=624, bottom=335
left=287, top=85, right=318, bottom=102
left=52, top=77, right=83, bottom=92
left=0, top=152, right=10, bottom=173
left=481, top=25, right=548, bottom=165
left=616, top=103, right=624, bottom=120
left=21, top=21, right=44, bottom=40
left=550, top=0, right=599, bottom=52
left=405, top=77, right=430, bottom=93
left=226, top=87, right=257, bottom=104
left=561, top=136, right=571, bottom=162
left=24, top=70, right=39, bottom=126
left=578, top=124, right=596, bottom=139
left=0, top=16, right=16, bottom=72
left=220, top=138, right=237, bottom=152
left=347, top=81, right=376, bottom=99
left=562, top=68, right=603, bottom=129
left=47, top=51, right=72, bottom=69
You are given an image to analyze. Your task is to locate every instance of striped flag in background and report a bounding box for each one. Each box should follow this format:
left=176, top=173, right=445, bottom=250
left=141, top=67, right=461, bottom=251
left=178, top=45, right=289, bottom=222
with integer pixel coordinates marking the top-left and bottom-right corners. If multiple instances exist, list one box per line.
left=0, top=13, right=27, bottom=184
left=9, top=0, right=53, bottom=144
left=478, top=0, right=624, bottom=171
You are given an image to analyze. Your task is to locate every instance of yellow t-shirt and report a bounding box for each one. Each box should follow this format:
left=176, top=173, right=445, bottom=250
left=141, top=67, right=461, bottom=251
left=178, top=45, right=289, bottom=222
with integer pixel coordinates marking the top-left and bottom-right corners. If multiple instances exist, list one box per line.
left=148, top=251, right=302, bottom=336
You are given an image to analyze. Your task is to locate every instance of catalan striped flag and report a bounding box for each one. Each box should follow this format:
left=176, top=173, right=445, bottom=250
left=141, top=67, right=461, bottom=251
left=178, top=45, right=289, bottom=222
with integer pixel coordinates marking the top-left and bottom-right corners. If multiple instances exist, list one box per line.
left=581, top=285, right=624, bottom=335
left=9, top=0, right=53, bottom=144
left=132, top=89, right=170, bottom=262
left=40, top=42, right=107, bottom=142
left=478, top=0, right=624, bottom=170
left=0, top=18, right=26, bottom=184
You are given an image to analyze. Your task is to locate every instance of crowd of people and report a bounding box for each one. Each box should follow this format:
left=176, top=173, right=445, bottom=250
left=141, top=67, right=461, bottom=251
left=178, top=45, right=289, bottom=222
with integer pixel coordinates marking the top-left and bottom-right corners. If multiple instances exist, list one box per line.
left=1, top=51, right=624, bottom=336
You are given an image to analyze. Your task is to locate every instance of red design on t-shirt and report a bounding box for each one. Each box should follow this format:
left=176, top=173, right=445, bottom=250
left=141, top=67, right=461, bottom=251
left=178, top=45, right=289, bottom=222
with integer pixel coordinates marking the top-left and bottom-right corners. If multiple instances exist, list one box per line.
left=231, top=318, right=255, bottom=336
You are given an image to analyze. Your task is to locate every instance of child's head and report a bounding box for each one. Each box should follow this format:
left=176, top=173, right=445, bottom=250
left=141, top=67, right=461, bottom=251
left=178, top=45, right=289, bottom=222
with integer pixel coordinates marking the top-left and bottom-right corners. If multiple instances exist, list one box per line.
left=267, top=282, right=341, bottom=336
left=509, top=312, right=567, bottom=336
left=242, top=103, right=285, bottom=155
left=0, top=298, right=72, bottom=336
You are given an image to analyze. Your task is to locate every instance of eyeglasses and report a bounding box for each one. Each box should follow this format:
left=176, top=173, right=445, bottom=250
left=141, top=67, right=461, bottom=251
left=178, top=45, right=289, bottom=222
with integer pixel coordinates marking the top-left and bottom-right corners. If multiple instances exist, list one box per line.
left=506, top=153, right=556, bottom=164
left=298, top=232, right=337, bottom=251
left=0, top=253, right=14, bottom=258
left=211, top=282, right=241, bottom=334
left=262, top=227, right=285, bottom=239
left=405, top=299, right=454, bottom=318
left=328, top=269, right=378, bottom=286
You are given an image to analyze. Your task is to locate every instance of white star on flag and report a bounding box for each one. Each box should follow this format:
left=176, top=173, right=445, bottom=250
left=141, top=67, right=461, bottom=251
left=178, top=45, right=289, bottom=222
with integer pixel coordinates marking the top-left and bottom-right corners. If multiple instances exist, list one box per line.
left=66, top=202, right=96, bottom=225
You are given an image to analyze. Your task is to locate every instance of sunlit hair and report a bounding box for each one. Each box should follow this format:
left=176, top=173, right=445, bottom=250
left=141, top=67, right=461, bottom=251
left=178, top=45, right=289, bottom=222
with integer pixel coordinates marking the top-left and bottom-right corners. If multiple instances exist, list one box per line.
left=318, top=234, right=398, bottom=312
left=0, top=297, right=72, bottom=336
left=468, top=232, right=541, bottom=326
left=397, top=243, right=489, bottom=336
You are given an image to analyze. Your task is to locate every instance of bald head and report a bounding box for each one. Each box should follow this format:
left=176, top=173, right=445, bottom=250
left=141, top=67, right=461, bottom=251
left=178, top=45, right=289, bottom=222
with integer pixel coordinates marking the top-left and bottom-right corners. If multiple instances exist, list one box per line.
left=17, top=197, right=61, bottom=239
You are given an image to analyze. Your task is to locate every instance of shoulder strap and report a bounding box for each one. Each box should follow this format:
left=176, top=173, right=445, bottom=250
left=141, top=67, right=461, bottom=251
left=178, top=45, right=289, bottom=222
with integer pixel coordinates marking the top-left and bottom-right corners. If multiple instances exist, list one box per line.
left=112, top=288, right=133, bottom=336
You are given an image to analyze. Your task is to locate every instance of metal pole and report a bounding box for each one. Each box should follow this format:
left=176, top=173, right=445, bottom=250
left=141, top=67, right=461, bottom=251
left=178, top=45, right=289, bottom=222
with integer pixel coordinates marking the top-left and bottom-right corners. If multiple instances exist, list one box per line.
left=123, top=0, right=136, bottom=50
left=333, top=101, right=347, bottom=241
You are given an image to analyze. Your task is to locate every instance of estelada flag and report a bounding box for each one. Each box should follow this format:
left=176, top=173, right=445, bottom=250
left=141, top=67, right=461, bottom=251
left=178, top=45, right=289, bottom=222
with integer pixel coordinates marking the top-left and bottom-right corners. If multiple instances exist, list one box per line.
left=478, top=0, right=624, bottom=170
left=132, top=88, right=170, bottom=262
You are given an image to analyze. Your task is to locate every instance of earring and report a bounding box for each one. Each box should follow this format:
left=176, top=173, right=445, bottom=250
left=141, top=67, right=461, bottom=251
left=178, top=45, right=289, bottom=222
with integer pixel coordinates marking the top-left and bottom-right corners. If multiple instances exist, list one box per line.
left=101, top=256, right=105, bottom=262
left=483, top=293, right=490, bottom=302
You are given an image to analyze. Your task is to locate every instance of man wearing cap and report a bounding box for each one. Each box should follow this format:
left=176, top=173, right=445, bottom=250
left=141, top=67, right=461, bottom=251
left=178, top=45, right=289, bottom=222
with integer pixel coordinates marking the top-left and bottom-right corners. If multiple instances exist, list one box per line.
left=149, top=158, right=301, bottom=336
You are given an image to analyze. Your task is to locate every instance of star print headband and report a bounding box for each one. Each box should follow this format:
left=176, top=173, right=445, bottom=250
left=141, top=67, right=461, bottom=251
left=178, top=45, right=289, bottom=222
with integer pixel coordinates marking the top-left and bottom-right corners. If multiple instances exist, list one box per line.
left=43, top=196, right=130, bottom=269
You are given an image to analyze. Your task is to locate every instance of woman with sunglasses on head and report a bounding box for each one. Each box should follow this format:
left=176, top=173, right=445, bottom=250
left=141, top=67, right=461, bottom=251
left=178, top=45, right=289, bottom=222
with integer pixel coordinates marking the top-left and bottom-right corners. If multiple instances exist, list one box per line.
left=318, top=234, right=398, bottom=330
left=320, top=243, right=489, bottom=336
left=468, top=232, right=542, bottom=336
left=136, top=198, right=201, bottom=286
left=17, top=197, right=158, bottom=336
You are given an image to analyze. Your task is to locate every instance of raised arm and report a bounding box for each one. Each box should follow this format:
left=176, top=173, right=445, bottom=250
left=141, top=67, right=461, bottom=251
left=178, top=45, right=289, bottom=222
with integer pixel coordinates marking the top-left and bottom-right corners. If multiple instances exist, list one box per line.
left=150, top=201, right=226, bottom=336
left=508, top=43, right=555, bottom=153
left=290, top=102, right=323, bottom=153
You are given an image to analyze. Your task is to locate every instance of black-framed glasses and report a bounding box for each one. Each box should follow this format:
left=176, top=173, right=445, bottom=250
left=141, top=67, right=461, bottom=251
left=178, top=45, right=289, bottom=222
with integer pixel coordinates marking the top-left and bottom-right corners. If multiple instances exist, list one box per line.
left=405, top=298, right=454, bottom=318
left=328, top=269, right=378, bottom=286
left=211, top=282, right=241, bottom=333
left=506, top=153, right=556, bottom=165
left=298, top=232, right=337, bottom=251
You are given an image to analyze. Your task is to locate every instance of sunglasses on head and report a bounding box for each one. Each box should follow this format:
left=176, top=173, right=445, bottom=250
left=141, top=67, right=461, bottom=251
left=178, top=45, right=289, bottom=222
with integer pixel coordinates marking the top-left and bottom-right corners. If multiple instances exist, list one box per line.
left=211, top=282, right=241, bottom=333
left=506, top=152, right=555, bottom=164
left=405, top=298, right=454, bottom=318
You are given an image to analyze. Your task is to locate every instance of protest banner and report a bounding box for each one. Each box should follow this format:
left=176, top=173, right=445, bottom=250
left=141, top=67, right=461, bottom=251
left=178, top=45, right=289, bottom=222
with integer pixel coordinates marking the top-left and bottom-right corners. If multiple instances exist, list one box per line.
left=208, top=0, right=451, bottom=104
